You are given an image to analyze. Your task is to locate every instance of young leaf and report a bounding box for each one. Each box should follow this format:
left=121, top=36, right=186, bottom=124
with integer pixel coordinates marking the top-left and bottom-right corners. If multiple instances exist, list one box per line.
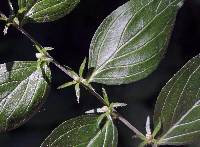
left=0, top=61, right=51, bottom=132
left=18, top=0, right=26, bottom=10
left=75, top=83, right=80, bottom=103
left=79, top=58, right=87, bottom=77
left=154, top=54, right=200, bottom=145
left=18, top=0, right=80, bottom=23
left=138, top=141, right=148, bottom=147
left=41, top=115, right=118, bottom=147
left=152, top=119, right=161, bottom=138
left=146, top=116, right=151, bottom=136
left=102, top=88, right=110, bottom=106
left=57, top=81, right=76, bottom=89
left=88, top=0, right=183, bottom=85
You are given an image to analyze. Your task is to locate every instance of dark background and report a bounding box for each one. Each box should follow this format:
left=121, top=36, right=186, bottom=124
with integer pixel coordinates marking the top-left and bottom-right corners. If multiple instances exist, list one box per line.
left=0, top=0, right=200, bottom=146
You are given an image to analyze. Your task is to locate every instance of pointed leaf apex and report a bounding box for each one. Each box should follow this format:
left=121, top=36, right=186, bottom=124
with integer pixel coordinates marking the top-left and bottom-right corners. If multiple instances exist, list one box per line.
left=79, top=57, right=87, bottom=77
left=3, top=25, right=8, bottom=35
left=75, top=83, right=80, bottom=103
left=146, top=116, right=151, bottom=136
left=152, top=119, right=162, bottom=138
left=112, top=102, right=127, bottom=108
left=8, top=0, right=14, bottom=15
left=57, top=81, right=76, bottom=89
left=44, top=47, right=54, bottom=51
left=102, top=88, right=110, bottom=105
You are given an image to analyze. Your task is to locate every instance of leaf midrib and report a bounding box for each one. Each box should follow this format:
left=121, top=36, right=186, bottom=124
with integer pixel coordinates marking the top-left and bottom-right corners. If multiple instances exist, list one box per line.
left=169, top=65, right=200, bottom=129
left=95, top=0, right=154, bottom=70
left=95, top=19, right=171, bottom=74
left=26, top=0, right=68, bottom=17
left=89, top=0, right=178, bottom=82
left=49, top=122, right=98, bottom=146
left=158, top=64, right=200, bottom=144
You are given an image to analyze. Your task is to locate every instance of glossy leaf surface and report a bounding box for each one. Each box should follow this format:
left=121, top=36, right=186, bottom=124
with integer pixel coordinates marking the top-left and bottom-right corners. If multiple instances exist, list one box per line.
left=154, top=55, right=200, bottom=145
left=0, top=61, right=51, bottom=132
left=88, top=0, right=183, bottom=85
left=41, top=115, right=118, bottom=147
left=18, top=0, right=80, bottom=23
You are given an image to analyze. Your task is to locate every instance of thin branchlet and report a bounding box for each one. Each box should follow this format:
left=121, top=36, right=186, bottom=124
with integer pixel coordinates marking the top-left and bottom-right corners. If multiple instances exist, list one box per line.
left=8, top=22, right=146, bottom=141
left=12, top=23, right=44, bottom=53
left=113, top=111, right=146, bottom=140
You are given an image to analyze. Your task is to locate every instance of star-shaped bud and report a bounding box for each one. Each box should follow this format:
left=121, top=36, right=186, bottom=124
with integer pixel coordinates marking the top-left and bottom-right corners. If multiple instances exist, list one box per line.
left=145, top=116, right=152, bottom=142
left=35, top=52, right=53, bottom=63
left=85, top=102, right=127, bottom=116
left=57, top=58, right=87, bottom=103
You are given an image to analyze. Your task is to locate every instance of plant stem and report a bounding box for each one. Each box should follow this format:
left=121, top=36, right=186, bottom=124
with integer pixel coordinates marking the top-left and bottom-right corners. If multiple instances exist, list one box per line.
left=12, top=24, right=146, bottom=141
left=12, top=23, right=44, bottom=53
left=114, top=111, right=146, bottom=140
left=51, top=60, right=108, bottom=106
left=51, top=60, right=79, bottom=80
left=12, top=23, right=107, bottom=106
left=80, top=82, right=108, bottom=106
left=53, top=60, right=146, bottom=139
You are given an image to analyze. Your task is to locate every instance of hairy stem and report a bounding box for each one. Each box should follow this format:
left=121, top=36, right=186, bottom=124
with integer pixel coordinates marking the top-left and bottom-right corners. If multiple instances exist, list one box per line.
left=80, top=82, right=108, bottom=106
left=114, top=111, right=146, bottom=140
left=12, top=23, right=44, bottom=53
left=51, top=60, right=79, bottom=80
left=12, top=24, right=146, bottom=141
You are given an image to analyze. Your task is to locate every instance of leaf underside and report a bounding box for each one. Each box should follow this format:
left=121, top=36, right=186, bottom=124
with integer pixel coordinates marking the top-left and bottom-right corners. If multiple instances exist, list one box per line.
left=18, top=0, right=80, bottom=23
left=88, top=0, right=183, bottom=85
left=0, top=61, right=50, bottom=132
left=41, top=115, right=118, bottom=147
left=154, top=54, right=200, bottom=145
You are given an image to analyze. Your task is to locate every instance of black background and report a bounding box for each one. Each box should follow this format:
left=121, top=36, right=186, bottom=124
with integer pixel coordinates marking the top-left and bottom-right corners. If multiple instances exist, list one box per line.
left=0, top=0, right=200, bottom=146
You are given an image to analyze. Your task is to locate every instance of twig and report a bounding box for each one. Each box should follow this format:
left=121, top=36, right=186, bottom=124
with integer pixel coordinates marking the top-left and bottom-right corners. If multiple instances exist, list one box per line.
left=52, top=59, right=146, bottom=139
left=12, top=23, right=44, bottom=53
left=114, top=111, right=146, bottom=140
left=11, top=23, right=146, bottom=140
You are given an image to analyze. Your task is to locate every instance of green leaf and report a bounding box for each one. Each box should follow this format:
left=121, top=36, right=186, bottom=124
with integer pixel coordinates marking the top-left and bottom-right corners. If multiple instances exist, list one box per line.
left=0, top=61, right=51, bottom=132
left=102, top=88, right=110, bottom=106
left=57, top=81, right=76, bottom=89
left=79, top=58, right=87, bottom=77
left=18, top=0, right=36, bottom=10
left=154, top=54, right=200, bottom=145
left=152, top=118, right=161, bottom=138
left=88, top=0, right=183, bottom=85
left=138, top=141, right=147, bottom=147
left=41, top=115, right=118, bottom=147
left=18, top=0, right=80, bottom=23
left=18, top=0, right=25, bottom=10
